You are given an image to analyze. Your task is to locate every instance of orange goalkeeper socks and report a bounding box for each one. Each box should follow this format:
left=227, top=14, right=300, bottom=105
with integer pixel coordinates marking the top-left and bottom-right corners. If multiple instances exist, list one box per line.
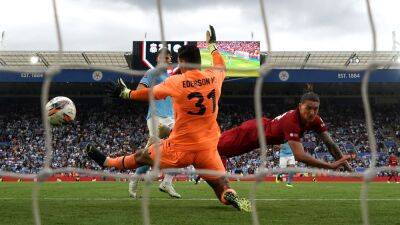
left=106, top=154, right=137, bottom=170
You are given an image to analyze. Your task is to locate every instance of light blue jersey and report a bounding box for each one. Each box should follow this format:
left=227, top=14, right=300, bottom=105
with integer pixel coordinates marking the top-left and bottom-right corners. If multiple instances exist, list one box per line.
left=139, top=68, right=174, bottom=120
left=280, top=142, right=294, bottom=157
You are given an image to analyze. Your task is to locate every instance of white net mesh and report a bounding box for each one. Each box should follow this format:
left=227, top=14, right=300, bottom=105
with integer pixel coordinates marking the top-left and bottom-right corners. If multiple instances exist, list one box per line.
left=0, top=0, right=399, bottom=225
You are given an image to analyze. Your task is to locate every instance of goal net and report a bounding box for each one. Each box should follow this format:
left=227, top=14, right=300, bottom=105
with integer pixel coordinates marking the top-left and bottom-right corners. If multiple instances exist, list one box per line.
left=0, top=1, right=399, bottom=225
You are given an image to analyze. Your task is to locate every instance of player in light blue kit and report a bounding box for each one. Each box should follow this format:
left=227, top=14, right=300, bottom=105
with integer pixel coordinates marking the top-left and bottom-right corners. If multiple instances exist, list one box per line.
left=276, top=142, right=296, bottom=187
left=128, top=48, right=181, bottom=198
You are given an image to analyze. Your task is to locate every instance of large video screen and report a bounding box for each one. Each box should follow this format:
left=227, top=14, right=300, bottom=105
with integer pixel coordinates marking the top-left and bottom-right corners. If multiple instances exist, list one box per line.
left=132, top=41, right=260, bottom=77
left=197, top=41, right=260, bottom=77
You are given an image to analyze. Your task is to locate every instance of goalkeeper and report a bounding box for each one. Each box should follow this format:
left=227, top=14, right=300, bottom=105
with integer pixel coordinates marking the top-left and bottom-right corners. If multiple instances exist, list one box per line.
left=128, top=48, right=181, bottom=199
left=86, top=25, right=251, bottom=212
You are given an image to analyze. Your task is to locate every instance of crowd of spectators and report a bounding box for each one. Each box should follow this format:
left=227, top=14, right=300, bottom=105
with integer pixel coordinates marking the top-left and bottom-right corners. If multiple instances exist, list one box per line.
left=300, top=104, right=400, bottom=176
left=0, top=99, right=399, bottom=177
left=221, top=102, right=400, bottom=175
left=0, top=100, right=148, bottom=173
left=197, top=41, right=260, bottom=59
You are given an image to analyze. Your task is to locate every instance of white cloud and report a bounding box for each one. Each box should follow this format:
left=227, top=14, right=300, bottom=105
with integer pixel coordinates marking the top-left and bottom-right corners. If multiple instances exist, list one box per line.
left=0, top=0, right=399, bottom=51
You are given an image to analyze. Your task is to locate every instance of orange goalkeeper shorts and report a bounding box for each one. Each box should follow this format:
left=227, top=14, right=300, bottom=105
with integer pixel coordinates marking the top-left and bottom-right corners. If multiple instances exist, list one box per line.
left=148, top=139, right=226, bottom=180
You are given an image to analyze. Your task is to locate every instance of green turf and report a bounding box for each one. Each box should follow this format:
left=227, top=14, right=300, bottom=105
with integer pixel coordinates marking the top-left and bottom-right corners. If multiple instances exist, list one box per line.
left=0, top=181, right=399, bottom=225
left=200, top=50, right=260, bottom=77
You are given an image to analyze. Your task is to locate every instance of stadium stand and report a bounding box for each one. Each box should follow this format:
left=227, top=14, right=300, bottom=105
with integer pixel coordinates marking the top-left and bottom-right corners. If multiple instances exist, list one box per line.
left=1, top=98, right=399, bottom=176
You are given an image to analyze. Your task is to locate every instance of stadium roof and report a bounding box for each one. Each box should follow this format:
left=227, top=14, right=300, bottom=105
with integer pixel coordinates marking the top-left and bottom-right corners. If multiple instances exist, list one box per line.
left=0, top=51, right=131, bottom=71
left=263, top=51, right=399, bottom=69
left=0, top=51, right=398, bottom=71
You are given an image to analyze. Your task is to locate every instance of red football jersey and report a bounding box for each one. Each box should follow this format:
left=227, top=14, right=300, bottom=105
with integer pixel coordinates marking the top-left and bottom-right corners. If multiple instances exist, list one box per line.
left=389, top=155, right=398, bottom=167
left=218, top=108, right=327, bottom=158
left=266, top=109, right=327, bottom=144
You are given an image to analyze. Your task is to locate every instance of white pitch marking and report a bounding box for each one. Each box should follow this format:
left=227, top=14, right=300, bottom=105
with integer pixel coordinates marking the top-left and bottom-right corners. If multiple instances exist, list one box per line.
left=0, top=197, right=400, bottom=201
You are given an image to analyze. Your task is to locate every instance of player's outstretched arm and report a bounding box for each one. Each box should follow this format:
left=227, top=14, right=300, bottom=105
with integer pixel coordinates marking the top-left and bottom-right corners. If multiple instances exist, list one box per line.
left=206, top=25, right=226, bottom=70
left=106, top=78, right=171, bottom=101
left=106, top=78, right=132, bottom=99
left=288, top=140, right=350, bottom=170
left=206, top=25, right=217, bottom=53
left=136, top=83, right=147, bottom=90
left=319, top=131, right=353, bottom=172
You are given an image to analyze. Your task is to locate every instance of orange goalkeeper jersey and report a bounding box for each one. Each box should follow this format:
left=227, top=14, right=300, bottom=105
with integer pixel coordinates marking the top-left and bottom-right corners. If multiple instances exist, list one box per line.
left=152, top=51, right=226, bottom=151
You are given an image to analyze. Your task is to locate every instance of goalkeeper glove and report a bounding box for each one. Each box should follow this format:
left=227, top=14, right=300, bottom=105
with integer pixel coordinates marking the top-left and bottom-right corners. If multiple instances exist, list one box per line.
left=106, top=78, right=132, bottom=99
left=206, top=25, right=217, bottom=53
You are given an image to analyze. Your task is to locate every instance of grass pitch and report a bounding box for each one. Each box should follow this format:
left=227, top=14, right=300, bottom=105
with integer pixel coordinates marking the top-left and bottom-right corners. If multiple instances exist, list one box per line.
left=0, top=181, right=399, bottom=225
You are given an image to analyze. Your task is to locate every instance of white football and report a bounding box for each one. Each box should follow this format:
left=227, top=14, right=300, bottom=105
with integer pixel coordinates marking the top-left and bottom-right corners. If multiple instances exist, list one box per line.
left=45, top=96, right=76, bottom=126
